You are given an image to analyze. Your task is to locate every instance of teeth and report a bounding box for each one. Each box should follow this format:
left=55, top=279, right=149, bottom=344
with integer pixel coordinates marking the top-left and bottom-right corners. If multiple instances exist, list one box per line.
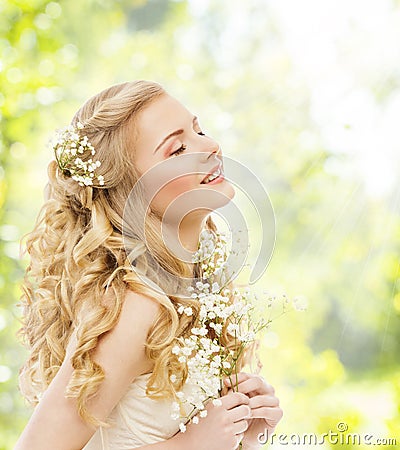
left=202, top=168, right=221, bottom=184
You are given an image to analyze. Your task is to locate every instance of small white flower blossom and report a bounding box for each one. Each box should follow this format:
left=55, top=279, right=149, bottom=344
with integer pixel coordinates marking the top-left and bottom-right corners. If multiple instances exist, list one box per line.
left=184, top=307, right=193, bottom=316
left=172, top=345, right=180, bottom=355
left=227, top=323, right=240, bottom=336
left=211, top=282, right=220, bottom=292
left=182, top=347, right=192, bottom=356
left=171, top=401, right=180, bottom=411
left=239, top=331, right=256, bottom=343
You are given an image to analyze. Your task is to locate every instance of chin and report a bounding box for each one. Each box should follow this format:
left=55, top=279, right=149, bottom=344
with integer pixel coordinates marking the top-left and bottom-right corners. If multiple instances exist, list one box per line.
left=224, top=181, right=236, bottom=200
left=206, top=180, right=235, bottom=211
left=216, top=178, right=235, bottom=198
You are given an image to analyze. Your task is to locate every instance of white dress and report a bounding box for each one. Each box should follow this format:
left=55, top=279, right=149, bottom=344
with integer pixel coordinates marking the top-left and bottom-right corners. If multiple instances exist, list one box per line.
left=82, top=372, right=198, bottom=449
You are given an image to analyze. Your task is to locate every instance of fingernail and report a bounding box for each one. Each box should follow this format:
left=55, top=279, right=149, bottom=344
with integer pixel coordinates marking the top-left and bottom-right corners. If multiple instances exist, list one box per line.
left=224, top=378, right=230, bottom=384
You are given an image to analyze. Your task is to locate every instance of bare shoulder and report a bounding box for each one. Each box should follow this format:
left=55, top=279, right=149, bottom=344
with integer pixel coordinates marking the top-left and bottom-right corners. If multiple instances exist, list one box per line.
left=67, top=289, right=161, bottom=379
left=95, top=289, right=161, bottom=377
left=122, top=289, right=161, bottom=328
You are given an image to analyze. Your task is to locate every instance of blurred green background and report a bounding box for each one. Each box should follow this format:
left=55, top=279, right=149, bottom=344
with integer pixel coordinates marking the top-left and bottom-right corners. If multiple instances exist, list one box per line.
left=1, top=0, right=399, bottom=448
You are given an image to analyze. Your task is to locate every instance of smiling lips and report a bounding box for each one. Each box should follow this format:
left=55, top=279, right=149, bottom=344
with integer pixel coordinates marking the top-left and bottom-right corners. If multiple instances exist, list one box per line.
left=200, top=164, right=224, bottom=184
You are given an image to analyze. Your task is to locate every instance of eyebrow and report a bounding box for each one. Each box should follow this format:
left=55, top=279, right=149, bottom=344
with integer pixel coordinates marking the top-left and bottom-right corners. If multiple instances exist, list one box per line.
left=153, top=116, right=197, bottom=154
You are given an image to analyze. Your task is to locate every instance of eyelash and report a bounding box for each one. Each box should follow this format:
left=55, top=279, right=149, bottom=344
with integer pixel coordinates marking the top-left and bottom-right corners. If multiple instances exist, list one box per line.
left=170, top=131, right=205, bottom=156
left=171, top=144, right=187, bottom=156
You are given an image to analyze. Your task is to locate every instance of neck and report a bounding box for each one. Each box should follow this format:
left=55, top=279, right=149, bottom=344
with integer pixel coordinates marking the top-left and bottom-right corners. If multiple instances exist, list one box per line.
left=161, top=213, right=209, bottom=261
left=179, top=214, right=208, bottom=253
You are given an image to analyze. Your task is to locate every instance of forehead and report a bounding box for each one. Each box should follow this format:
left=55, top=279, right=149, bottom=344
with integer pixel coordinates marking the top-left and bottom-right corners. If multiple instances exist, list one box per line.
left=135, top=94, right=192, bottom=142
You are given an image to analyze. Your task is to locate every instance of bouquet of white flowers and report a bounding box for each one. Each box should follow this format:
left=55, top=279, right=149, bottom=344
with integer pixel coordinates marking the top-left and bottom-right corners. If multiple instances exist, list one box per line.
left=169, top=228, right=306, bottom=438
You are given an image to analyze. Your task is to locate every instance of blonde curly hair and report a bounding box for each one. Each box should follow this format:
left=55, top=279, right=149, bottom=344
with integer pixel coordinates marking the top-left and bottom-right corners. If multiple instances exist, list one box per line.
left=17, top=80, right=257, bottom=427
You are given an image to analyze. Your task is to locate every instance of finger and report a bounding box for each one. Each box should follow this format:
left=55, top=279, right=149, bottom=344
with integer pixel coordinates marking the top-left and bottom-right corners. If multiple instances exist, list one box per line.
left=220, top=383, right=229, bottom=396
left=248, top=394, right=280, bottom=408
left=247, top=406, right=283, bottom=425
left=232, top=376, right=275, bottom=396
left=227, top=404, right=252, bottom=423
left=223, top=372, right=251, bottom=387
left=224, top=373, right=274, bottom=395
left=232, top=418, right=249, bottom=435
left=219, top=391, right=250, bottom=410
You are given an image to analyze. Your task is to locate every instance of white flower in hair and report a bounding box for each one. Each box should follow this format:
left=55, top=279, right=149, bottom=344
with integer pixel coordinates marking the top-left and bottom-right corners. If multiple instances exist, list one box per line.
left=51, top=121, right=105, bottom=187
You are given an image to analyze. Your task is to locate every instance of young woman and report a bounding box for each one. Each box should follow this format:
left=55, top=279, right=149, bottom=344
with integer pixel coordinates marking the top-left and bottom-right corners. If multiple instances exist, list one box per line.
left=15, top=80, right=283, bottom=450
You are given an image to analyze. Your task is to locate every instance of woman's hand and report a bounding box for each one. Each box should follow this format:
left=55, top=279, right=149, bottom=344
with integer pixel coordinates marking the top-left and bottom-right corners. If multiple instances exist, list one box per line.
left=173, top=390, right=252, bottom=450
left=223, top=372, right=283, bottom=449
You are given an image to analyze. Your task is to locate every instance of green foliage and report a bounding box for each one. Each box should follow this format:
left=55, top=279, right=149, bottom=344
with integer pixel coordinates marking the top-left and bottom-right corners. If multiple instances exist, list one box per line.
left=1, top=0, right=399, bottom=447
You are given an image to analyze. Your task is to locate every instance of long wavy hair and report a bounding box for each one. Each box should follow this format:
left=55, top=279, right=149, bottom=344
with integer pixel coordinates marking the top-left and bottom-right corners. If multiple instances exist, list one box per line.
left=17, top=80, right=258, bottom=427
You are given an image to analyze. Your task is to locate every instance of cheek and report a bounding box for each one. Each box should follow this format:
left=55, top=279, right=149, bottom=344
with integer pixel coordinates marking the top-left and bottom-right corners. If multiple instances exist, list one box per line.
left=151, top=174, right=199, bottom=212
left=135, top=154, right=203, bottom=215
left=163, top=174, right=197, bottom=195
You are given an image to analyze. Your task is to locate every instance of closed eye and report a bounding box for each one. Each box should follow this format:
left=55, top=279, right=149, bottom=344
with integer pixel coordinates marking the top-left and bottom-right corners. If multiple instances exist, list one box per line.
left=171, top=144, right=187, bottom=156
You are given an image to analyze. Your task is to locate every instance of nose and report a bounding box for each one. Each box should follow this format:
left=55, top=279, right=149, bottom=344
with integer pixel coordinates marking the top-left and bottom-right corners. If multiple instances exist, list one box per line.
left=210, top=143, right=222, bottom=159
left=200, top=136, right=221, bottom=161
